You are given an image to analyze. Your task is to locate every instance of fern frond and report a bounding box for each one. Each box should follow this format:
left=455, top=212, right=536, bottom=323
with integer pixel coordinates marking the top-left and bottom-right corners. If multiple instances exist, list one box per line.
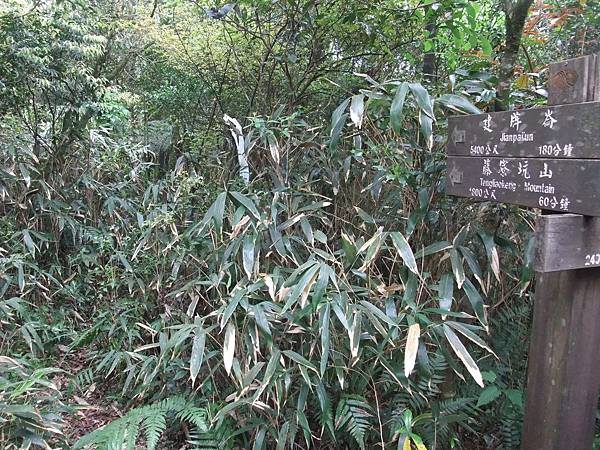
left=335, top=394, right=372, bottom=450
left=74, top=396, right=209, bottom=450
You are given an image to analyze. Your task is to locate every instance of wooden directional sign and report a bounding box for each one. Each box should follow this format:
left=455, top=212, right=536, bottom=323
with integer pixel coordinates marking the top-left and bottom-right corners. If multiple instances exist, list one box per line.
left=447, top=102, right=600, bottom=159
left=446, top=100, right=600, bottom=216
left=447, top=156, right=600, bottom=216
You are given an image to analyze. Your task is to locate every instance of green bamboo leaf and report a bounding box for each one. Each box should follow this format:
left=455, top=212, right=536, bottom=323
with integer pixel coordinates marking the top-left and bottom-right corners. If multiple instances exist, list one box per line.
left=252, top=427, right=267, bottom=450
left=462, top=278, right=488, bottom=329
left=408, top=82, right=434, bottom=119
left=437, top=94, right=482, bottom=114
left=320, top=303, right=330, bottom=376
left=389, top=232, right=418, bottom=274
left=414, top=241, right=452, bottom=258
left=443, top=324, right=484, bottom=387
left=253, top=304, right=271, bottom=336
left=359, top=301, right=398, bottom=328
left=190, top=322, right=205, bottom=386
left=390, top=82, right=409, bottom=134
left=450, top=248, right=465, bottom=288
left=299, top=217, right=314, bottom=246
left=283, top=350, right=318, bottom=373
left=445, top=321, right=496, bottom=357
left=230, top=191, right=260, bottom=220
left=358, top=227, right=383, bottom=271
left=478, top=230, right=500, bottom=282
left=349, top=311, right=362, bottom=359
left=22, top=230, right=36, bottom=256
left=438, top=273, right=453, bottom=316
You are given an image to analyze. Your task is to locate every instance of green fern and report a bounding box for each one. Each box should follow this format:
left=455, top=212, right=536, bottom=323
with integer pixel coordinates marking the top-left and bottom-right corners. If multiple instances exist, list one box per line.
left=74, top=396, right=209, bottom=450
left=335, top=394, right=373, bottom=449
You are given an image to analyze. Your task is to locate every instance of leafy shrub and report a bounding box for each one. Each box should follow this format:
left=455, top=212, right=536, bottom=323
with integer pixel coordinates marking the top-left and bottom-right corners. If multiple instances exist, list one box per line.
left=0, top=357, right=66, bottom=449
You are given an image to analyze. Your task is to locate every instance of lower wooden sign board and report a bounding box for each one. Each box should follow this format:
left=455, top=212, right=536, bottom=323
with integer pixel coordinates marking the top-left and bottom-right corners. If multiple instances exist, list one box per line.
left=535, top=214, right=600, bottom=271
left=446, top=156, right=600, bottom=216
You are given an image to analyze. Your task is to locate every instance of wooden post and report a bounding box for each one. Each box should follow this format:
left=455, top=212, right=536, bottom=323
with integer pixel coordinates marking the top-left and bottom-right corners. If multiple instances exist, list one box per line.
left=522, top=54, right=600, bottom=450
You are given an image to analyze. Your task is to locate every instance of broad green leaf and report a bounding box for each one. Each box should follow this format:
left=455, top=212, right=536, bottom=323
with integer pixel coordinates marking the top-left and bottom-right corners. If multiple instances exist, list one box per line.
left=253, top=305, right=271, bottom=336
left=404, top=323, right=420, bottom=378
left=331, top=97, right=350, bottom=131
left=476, top=385, right=501, bottom=407
left=389, top=232, right=418, bottom=274
left=443, top=324, right=484, bottom=387
left=299, top=217, right=314, bottom=246
left=481, top=37, right=492, bottom=56
left=505, top=389, right=523, bottom=408
left=390, top=82, right=409, bottom=134
left=223, top=322, right=236, bottom=375
left=282, top=263, right=320, bottom=312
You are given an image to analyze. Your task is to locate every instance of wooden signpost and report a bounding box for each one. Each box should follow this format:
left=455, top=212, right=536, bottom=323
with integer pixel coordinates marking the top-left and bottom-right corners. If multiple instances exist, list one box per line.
left=446, top=53, right=600, bottom=450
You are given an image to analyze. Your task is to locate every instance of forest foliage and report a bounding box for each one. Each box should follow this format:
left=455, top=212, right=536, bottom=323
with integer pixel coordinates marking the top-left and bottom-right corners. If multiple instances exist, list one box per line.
left=0, top=0, right=598, bottom=448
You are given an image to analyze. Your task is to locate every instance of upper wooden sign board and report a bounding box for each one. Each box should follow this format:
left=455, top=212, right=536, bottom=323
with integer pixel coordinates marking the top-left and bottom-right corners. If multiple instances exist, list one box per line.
left=447, top=101, right=600, bottom=159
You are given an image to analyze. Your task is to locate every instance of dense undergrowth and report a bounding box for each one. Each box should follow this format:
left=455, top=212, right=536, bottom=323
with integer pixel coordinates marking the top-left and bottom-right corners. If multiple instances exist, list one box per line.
left=1, top=0, right=597, bottom=448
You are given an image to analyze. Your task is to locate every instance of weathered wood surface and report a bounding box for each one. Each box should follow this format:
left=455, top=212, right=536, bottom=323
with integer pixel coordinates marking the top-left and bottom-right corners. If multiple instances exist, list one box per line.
left=522, top=53, right=600, bottom=450
left=446, top=156, right=600, bottom=216
left=448, top=101, right=600, bottom=159
left=535, top=214, right=600, bottom=272
left=548, top=53, right=600, bottom=105
left=521, top=268, right=600, bottom=450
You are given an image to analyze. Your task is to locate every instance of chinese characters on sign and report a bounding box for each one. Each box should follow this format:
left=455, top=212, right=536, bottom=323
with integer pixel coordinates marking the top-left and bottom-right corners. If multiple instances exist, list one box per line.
left=446, top=101, right=600, bottom=216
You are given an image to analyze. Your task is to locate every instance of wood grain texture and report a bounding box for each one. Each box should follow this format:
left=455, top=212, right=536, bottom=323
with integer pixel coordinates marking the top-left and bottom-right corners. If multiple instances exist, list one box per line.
left=548, top=54, right=599, bottom=105
left=535, top=214, right=600, bottom=271
left=522, top=269, right=600, bottom=450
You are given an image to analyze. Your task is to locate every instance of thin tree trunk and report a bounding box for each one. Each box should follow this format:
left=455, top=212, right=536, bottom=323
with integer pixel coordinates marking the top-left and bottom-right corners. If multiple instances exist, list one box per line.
left=496, top=0, right=534, bottom=110
left=422, top=6, right=437, bottom=80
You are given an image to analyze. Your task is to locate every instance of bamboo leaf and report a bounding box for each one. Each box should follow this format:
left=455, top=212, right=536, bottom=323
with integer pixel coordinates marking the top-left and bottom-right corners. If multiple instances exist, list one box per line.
left=390, top=82, right=409, bottom=134
left=242, top=234, right=255, bottom=279
left=404, top=323, right=420, bottom=378
left=462, top=278, right=487, bottom=329
left=438, top=273, right=453, bottom=316
left=443, top=324, right=484, bottom=387
left=350, top=94, right=365, bottom=128
left=223, top=322, right=236, bottom=375
left=190, top=323, right=206, bottom=386
left=389, top=232, right=418, bottom=274
left=450, top=248, right=465, bottom=289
